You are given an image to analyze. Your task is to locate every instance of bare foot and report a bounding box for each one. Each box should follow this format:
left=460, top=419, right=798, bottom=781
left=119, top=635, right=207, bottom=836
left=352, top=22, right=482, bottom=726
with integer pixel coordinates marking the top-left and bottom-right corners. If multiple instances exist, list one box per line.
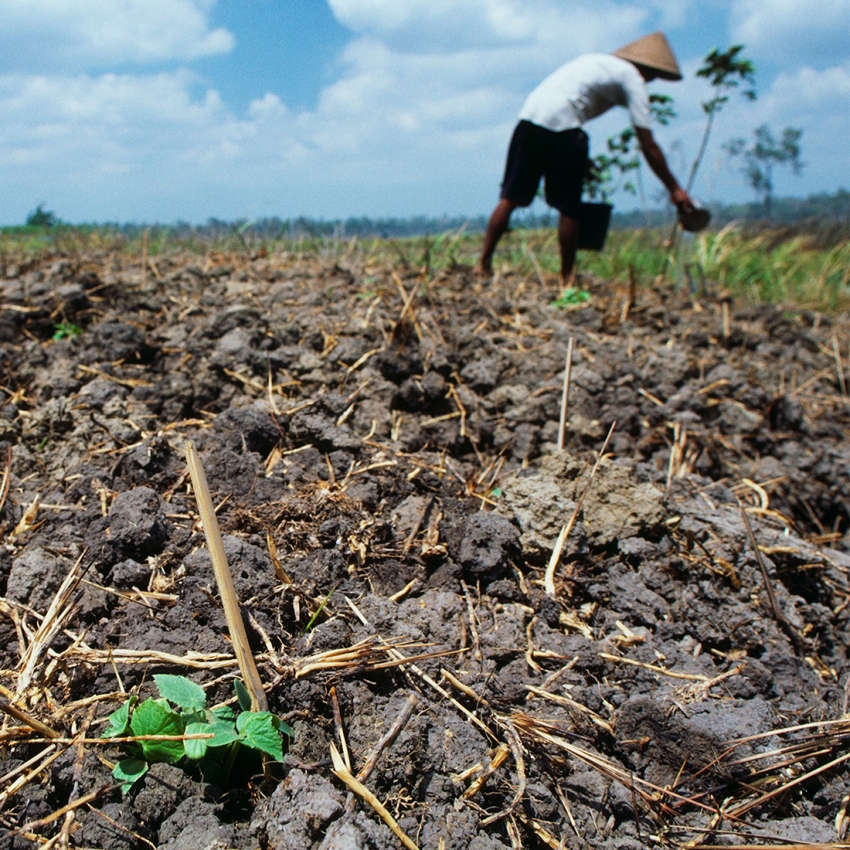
left=560, top=267, right=578, bottom=289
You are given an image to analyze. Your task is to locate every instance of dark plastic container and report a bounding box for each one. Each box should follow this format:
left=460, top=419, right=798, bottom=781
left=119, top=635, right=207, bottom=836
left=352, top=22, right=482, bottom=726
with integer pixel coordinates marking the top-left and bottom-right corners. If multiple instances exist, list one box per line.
left=578, top=202, right=612, bottom=251
left=680, top=202, right=711, bottom=232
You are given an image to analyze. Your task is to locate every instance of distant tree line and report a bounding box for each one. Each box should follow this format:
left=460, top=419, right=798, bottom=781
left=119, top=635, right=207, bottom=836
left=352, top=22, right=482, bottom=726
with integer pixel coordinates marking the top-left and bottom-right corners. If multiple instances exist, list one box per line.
left=610, top=189, right=849, bottom=232
left=205, top=214, right=491, bottom=240
left=13, top=189, right=848, bottom=241
left=182, top=190, right=850, bottom=238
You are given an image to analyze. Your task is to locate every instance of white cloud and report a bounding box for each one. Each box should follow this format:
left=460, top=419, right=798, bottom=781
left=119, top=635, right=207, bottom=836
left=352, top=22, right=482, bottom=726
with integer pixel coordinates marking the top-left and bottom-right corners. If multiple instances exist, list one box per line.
left=327, top=0, right=649, bottom=55
left=0, top=70, right=252, bottom=208
left=730, top=0, right=850, bottom=66
left=316, top=38, right=516, bottom=126
left=635, top=1, right=698, bottom=29
left=760, top=63, right=850, bottom=127
left=0, top=0, right=234, bottom=71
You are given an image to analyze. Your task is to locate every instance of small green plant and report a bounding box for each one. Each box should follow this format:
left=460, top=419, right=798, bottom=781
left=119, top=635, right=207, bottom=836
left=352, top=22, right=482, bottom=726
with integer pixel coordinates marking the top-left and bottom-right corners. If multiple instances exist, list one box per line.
left=585, top=94, right=677, bottom=203
left=52, top=320, right=83, bottom=341
left=551, top=286, right=591, bottom=309
left=300, top=585, right=336, bottom=635
left=103, top=674, right=293, bottom=792
left=584, top=130, right=640, bottom=203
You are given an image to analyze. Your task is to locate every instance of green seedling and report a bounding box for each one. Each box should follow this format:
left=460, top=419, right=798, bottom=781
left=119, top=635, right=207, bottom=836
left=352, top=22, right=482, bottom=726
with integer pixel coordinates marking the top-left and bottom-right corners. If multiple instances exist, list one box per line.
left=52, top=321, right=83, bottom=341
left=552, top=287, right=591, bottom=309
left=300, top=585, right=336, bottom=635
left=103, top=674, right=293, bottom=792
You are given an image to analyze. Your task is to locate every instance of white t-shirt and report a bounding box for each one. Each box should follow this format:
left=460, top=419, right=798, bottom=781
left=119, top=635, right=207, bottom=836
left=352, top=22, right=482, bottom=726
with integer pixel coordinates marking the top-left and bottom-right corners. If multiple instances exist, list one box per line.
left=518, top=53, right=652, bottom=132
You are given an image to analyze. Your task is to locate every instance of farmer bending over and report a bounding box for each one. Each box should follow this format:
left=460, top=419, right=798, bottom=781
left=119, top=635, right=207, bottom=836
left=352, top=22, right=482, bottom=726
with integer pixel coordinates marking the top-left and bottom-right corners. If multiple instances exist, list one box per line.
left=475, top=31, right=695, bottom=285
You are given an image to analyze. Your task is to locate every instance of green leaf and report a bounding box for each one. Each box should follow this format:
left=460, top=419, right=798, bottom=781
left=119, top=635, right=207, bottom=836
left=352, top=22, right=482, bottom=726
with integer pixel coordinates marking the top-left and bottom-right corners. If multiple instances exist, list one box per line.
left=206, top=720, right=242, bottom=749
left=233, top=679, right=253, bottom=712
left=183, top=721, right=212, bottom=760
left=113, top=758, right=148, bottom=793
left=238, top=712, right=285, bottom=761
left=102, top=696, right=136, bottom=738
left=552, top=287, right=591, bottom=309
left=182, top=719, right=243, bottom=760
left=182, top=708, right=207, bottom=727
left=211, top=704, right=237, bottom=723
left=129, top=698, right=185, bottom=764
left=52, top=321, right=83, bottom=341
left=154, top=674, right=207, bottom=711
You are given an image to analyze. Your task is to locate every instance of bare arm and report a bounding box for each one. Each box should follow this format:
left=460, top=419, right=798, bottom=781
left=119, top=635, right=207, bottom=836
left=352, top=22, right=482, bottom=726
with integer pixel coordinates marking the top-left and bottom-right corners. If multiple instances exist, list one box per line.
left=635, top=127, right=694, bottom=213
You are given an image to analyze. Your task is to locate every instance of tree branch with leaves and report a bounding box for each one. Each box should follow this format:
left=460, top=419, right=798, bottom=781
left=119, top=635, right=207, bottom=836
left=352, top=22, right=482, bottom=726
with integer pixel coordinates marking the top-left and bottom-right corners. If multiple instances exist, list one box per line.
left=585, top=94, right=678, bottom=203
left=687, top=45, right=757, bottom=192
left=725, top=125, right=804, bottom=218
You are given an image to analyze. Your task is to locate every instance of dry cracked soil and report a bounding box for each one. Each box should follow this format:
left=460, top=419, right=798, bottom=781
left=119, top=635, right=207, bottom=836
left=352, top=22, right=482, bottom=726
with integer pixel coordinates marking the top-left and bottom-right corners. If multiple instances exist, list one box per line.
left=0, top=245, right=849, bottom=849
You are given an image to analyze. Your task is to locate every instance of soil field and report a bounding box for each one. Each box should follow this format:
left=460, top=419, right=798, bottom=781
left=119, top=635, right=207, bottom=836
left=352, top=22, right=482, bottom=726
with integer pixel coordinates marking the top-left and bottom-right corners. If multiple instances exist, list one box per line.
left=0, top=246, right=849, bottom=849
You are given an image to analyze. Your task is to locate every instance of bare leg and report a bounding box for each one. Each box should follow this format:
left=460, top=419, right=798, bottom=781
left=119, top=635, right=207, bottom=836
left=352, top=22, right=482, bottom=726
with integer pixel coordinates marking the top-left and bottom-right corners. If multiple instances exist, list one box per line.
left=475, top=198, right=519, bottom=277
left=558, top=213, right=579, bottom=286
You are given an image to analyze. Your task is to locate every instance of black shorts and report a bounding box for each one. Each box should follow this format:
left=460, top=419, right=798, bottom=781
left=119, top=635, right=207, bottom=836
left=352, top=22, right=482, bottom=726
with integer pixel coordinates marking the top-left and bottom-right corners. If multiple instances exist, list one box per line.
left=500, top=120, right=588, bottom=218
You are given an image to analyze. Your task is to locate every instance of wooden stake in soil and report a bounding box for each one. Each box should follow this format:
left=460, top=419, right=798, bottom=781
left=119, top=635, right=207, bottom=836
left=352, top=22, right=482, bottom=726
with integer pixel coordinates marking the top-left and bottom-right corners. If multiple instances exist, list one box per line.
left=622, top=266, right=636, bottom=323
left=720, top=294, right=731, bottom=340
left=185, top=442, right=268, bottom=712
left=557, top=338, right=574, bottom=452
left=0, top=444, right=12, bottom=517
left=544, top=421, right=616, bottom=596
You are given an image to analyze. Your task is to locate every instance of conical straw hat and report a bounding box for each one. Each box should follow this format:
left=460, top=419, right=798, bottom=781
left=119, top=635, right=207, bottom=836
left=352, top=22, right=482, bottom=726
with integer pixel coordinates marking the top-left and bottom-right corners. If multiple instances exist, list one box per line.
left=613, top=31, right=682, bottom=80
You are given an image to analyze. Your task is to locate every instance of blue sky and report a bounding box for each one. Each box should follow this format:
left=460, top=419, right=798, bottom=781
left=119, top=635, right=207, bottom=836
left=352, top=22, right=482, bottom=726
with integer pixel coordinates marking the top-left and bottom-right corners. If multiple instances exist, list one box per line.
left=1, top=0, right=848, bottom=225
